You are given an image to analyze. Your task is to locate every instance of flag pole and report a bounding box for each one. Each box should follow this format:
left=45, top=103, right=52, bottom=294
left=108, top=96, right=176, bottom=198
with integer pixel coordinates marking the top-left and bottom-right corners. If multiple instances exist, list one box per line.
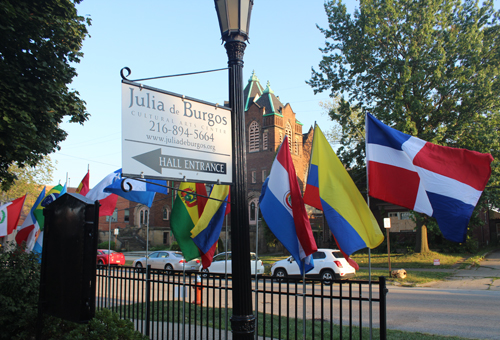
left=107, top=218, right=111, bottom=308
left=224, top=214, right=229, bottom=340
left=302, top=262, right=306, bottom=340
left=365, top=112, right=373, bottom=340
left=254, top=204, right=259, bottom=340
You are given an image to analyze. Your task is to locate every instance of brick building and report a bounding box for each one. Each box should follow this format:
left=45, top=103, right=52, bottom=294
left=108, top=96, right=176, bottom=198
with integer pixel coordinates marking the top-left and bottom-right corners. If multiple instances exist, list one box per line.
left=97, top=72, right=317, bottom=252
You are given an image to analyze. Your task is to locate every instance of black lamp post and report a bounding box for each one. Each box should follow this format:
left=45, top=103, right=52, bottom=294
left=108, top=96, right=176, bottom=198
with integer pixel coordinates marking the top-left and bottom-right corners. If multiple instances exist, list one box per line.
left=214, top=1, right=254, bottom=339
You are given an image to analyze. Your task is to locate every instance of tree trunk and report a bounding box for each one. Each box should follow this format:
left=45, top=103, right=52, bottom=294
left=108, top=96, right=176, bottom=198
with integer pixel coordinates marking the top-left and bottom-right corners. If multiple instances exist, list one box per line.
left=415, top=217, right=430, bottom=253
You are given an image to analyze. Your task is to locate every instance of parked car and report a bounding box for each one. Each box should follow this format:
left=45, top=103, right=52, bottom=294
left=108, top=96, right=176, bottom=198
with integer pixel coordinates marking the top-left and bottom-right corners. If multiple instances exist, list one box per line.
left=201, top=252, right=264, bottom=276
left=133, top=251, right=201, bottom=272
left=270, top=248, right=356, bottom=283
left=97, top=249, right=125, bottom=266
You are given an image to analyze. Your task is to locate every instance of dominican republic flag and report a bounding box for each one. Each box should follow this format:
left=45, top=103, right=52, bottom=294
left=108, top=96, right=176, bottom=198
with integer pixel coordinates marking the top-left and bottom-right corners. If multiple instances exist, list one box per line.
left=366, top=113, right=493, bottom=243
left=104, top=169, right=169, bottom=207
left=0, top=195, right=26, bottom=237
left=259, top=136, right=317, bottom=275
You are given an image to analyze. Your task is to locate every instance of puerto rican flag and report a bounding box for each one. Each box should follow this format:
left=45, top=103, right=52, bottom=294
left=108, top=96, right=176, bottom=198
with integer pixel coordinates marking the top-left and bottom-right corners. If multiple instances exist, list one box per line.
left=259, top=136, right=317, bottom=275
left=366, top=113, right=493, bottom=243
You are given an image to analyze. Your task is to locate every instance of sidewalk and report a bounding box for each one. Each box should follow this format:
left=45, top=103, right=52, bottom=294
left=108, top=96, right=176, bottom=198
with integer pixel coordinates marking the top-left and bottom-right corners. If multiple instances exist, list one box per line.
left=420, top=248, right=500, bottom=290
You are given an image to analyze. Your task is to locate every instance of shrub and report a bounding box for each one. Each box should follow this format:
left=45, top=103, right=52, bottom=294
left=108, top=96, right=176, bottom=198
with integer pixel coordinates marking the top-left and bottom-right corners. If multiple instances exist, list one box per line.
left=0, top=242, right=41, bottom=340
left=97, top=241, right=116, bottom=251
left=57, top=308, right=148, bottom=340
left=169, top=242, right=180, bottom=251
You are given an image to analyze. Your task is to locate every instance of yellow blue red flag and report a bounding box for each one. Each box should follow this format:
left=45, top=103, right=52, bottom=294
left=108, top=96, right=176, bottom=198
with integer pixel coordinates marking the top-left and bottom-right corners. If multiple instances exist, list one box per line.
left=190, top=185, right=229, bottom=254
left=303, top=125, right=384, bottom=256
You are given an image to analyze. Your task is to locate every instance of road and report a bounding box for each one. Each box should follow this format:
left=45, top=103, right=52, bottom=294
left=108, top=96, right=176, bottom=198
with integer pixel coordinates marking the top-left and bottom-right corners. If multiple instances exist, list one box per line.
left=386, top=286, right=500, bottom=339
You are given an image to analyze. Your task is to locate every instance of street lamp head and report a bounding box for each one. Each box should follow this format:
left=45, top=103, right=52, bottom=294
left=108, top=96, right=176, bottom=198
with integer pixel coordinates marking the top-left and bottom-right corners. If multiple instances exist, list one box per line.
left=214, top=0, right=253, bottom=42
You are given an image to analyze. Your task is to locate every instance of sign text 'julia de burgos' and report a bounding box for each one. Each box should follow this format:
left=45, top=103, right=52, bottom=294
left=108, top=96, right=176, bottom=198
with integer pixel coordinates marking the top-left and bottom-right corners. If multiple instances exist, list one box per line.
left=121, top=81, right=232, bottom=184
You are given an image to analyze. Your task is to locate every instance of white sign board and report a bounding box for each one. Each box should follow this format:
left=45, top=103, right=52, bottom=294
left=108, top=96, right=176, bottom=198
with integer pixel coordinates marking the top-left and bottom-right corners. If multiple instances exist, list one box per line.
left=384, top=217, right=391, bottom=229
left=121, top=81, right=232, bottom=183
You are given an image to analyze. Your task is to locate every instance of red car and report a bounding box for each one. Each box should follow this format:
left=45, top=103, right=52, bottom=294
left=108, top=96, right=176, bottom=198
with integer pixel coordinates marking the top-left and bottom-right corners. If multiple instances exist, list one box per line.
left=97, top=249, right=125, bottom=266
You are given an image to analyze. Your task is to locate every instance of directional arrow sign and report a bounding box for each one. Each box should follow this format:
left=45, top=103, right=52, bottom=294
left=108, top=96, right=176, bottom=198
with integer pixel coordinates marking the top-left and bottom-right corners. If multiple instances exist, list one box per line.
left=133, top=149, right=227, bottom=175
left=121, top=81, right=232, bottom=183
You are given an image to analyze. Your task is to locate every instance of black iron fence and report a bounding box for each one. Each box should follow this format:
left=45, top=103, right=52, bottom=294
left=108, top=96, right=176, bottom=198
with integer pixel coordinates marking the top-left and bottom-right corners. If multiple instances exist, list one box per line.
left=96, top=265, right=387, bottom=340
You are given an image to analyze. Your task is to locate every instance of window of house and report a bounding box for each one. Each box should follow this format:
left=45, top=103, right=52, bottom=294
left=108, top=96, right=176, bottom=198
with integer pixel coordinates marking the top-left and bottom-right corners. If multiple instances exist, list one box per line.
left=144, top=210, right=148, bottom=224
left=140, top=211, right=144, bottom=224
left=250, top=202, right=256, bottom=221
left=163, top=231, right=169, bottom=245
left=251, top=171, right=257, bottom=183
left=249, top=121, right=260, bottom=152
left=124, top=208, right=129, bottom=222
left=388, top=212, right=398, bottom=218
left=262, top=169, right=267, bottom=182
left=295, top=136, right=299, bottom=155
left=399, top=212, right=411, bottom=220
left=106, top=209, right=118, bottom=222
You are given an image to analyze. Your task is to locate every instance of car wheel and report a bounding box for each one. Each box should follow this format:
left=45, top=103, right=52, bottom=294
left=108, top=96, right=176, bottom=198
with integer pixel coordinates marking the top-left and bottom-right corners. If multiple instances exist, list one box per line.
left=320, top=269, right=336, bottom=285
left=165, top=264, right=174, bottom=273
left=273, top=268, right=287, bottom=282
left=98, top=260, right=104, bottom=265
left=201, top=268, right=209, bottom=278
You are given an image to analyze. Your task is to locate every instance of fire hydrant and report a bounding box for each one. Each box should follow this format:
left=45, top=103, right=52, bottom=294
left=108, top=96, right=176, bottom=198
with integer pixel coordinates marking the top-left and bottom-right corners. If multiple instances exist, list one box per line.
left=193, top=275, right=203, bottom=305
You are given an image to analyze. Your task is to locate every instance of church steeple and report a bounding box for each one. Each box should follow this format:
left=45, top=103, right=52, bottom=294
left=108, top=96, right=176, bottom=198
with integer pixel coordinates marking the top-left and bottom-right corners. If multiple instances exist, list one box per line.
left=243, top=70, right=264, bottom=111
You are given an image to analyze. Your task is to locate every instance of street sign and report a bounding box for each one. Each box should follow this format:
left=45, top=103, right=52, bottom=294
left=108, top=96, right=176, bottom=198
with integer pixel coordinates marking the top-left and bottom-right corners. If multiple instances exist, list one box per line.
left=384, top=217, right=391, bottom=228
left=121, top=81, right=232, bottom=183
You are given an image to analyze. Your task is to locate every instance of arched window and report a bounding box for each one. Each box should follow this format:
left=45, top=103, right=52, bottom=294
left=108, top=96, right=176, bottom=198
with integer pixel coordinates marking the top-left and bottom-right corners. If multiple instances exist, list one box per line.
left=249, top=121, right=260, bottom=152
left=144, top=210, right=148, bottom=224
left=163, top=206, right=170, bottom=220
left=248, top=198, right=259, bottom=224
left=140, top=211, right=144, bottom=224
left=295, top=136, right=299, bottom=155
left=285, top=123, right=292, bottom=153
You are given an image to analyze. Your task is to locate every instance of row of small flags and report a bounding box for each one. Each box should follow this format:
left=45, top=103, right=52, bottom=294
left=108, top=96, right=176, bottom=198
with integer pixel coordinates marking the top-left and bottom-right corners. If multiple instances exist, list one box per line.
left=0, top=113, right=493, bottom=273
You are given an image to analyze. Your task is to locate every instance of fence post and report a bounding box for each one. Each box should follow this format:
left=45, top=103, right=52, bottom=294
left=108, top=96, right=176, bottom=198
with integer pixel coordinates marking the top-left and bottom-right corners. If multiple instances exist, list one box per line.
left=379, top=276, right=388, bottom=340
left=146, top=265, right=151, bottom=337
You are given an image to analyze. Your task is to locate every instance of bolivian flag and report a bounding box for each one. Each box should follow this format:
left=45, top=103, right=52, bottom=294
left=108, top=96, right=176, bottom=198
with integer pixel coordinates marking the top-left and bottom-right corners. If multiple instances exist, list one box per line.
left=170, top=182, right=208, bottom=261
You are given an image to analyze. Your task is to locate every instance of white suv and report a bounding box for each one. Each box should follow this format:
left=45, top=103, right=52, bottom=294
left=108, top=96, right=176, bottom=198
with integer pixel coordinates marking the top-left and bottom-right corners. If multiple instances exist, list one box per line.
left=270, top=248, right=356, bottom=283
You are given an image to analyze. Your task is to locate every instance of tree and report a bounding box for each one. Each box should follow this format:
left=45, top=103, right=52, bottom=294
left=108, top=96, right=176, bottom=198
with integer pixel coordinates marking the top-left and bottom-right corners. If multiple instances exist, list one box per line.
left=308, top=0, right=500, bottom=252
left=0, top=158, right=54, bottom=210
left=0, top=0, right=91, bottom=191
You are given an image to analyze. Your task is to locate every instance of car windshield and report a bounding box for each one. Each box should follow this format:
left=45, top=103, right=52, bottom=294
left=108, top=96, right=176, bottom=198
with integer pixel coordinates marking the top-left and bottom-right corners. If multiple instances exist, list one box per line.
left=101, top=250, right=115, bottom=254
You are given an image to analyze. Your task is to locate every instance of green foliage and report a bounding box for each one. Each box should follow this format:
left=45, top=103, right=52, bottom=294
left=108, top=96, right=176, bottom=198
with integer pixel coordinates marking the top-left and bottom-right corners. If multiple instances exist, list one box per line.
left=57, top=308, right=148, bottom=340
left=97, top=241, right=116, bottom=251
left=0, top=242, right=41, bottom=340
left=0, top=158, right=54, bottom=209
left=309, top=0, right=500, bottom=247
left=0, top=0, right=91, bottom=190
left=169, top=241, right=180, bottom=251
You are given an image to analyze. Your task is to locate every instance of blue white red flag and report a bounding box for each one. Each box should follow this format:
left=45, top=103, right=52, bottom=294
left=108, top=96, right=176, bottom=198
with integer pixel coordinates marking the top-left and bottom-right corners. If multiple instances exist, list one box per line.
left=366, top=113, right=493, bottom=243
left=104, top=169, right=169, bottom=208
left=259, top=136, right=317, bottom=275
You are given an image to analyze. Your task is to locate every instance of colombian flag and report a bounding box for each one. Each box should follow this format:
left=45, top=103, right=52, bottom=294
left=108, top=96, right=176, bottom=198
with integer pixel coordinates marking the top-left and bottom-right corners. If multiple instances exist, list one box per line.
left=191, top=185, right=229, bottom=254
left=303, top=125, right=384, bottom=258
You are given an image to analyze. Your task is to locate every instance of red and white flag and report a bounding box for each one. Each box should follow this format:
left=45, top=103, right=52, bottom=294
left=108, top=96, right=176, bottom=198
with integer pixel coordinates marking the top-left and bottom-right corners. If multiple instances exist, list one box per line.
left=0, top=195, right=26, bottom=237
left=86, top=170, right=119, bottom=216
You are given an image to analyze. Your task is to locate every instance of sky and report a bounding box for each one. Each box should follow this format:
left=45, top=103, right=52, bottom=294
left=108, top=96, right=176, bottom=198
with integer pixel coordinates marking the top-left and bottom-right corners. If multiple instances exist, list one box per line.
left=49, top=0, right=500, bottom=188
